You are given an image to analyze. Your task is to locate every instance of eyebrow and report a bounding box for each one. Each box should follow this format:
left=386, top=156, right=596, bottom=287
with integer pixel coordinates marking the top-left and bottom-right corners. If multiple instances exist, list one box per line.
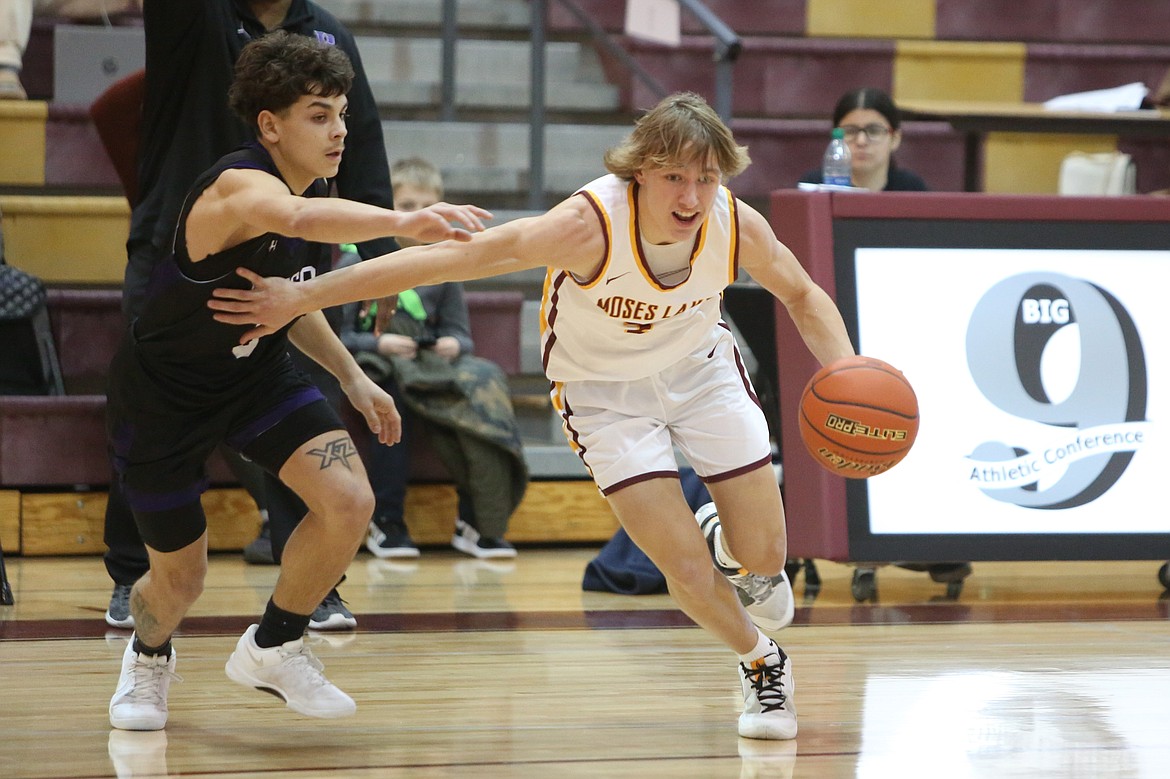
left=664, top=163, right=721, bottom=175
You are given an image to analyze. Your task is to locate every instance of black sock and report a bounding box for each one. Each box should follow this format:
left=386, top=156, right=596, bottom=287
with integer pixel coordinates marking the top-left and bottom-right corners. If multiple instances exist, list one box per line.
left=132, top=635, right=172, bottom=659
left=254, top=598, right=311, bottom=648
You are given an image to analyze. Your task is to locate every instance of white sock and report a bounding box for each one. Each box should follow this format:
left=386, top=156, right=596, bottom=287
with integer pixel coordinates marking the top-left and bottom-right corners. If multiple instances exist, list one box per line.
left=737, top=630, right=776, bottom=665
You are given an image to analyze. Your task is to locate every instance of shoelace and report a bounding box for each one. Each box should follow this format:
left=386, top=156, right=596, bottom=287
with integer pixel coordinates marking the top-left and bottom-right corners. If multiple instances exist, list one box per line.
left=126, top=657, right=183, bottom=703
left=279, top=645, right=331, bottom=688
left=742, top=657, right=788, bottom=713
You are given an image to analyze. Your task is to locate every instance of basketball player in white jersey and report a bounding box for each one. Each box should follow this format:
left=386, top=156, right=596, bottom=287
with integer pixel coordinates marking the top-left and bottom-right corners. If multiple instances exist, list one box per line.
left=210, top=91, right=857, bottom=740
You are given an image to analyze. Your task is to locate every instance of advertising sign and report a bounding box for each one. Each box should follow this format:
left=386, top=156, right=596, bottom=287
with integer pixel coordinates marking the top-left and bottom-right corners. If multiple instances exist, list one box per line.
left=836, top=230, right=1170, bottom=560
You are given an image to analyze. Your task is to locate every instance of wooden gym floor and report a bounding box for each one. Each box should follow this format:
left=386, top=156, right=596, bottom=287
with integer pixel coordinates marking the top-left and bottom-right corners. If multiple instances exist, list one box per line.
left=1, top=548, right=1168, bottom=778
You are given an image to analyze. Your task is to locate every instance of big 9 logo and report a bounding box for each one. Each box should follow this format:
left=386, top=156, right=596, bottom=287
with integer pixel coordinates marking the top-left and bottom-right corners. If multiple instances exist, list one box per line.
left=965, top=272, right=1147, bottom=509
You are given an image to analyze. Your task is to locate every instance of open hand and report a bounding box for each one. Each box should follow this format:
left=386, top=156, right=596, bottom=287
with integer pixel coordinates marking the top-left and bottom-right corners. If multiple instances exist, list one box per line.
left=208, top=267, right=304, bottom=344
left=400, top=202, right=493, bottom=244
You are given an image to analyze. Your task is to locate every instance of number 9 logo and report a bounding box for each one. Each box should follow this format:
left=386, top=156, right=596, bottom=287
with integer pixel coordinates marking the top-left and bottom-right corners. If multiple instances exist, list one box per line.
left=965, top=272, right=1146, bottom=509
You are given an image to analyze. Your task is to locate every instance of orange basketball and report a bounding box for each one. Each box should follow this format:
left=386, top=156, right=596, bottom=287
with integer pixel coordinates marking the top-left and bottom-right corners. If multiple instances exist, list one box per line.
left=798, top=355, right=919, bottom=479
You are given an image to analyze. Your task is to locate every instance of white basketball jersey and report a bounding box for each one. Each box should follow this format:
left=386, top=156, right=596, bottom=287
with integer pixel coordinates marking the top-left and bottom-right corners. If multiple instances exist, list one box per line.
left=539, top=174, right=740, bottom=382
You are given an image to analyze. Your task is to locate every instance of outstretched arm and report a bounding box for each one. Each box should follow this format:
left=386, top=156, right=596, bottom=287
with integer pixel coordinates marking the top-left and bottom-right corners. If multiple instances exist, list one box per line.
left=186, top=168, right=492, bottom=261
left=209, top=196, right=605, bottom=342
left=736, top=202, right=855, bottom=367
left=288, top=311, right=402, bottom=445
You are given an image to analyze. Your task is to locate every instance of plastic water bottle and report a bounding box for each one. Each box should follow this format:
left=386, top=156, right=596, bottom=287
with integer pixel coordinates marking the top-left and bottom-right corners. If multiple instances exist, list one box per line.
left=822, top=127, right=852, bottom=187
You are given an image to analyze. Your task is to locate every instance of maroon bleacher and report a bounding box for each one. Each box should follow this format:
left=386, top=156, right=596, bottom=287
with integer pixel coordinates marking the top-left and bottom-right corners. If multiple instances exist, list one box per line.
left=1024, top=43, right=1170, bottom=102
left=549, top=0, right=805, bottom=37
left=936, top=0, right=1170, bottom=44
left=556, top=0, right=1170, bottom=45
left=0, top=288, right=524, bottom=490
left=624, top=37, right=897, bottom=120
left=44, top=105, right=122, bottom=191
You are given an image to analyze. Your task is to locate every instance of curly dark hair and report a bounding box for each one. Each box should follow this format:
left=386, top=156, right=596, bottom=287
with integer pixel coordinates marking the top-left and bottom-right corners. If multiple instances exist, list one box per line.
left=228, top=30, right=354, bottom=132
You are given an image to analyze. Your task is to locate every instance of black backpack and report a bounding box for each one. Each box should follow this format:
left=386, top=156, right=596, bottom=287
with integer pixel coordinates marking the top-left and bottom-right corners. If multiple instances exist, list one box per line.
left=0, top=262, right=64, bottom=395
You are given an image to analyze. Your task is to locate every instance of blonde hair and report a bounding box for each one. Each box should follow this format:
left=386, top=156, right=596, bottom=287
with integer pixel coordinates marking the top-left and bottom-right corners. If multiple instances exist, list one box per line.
left=604, top=92, right=750, bottom=181
left=390, top=156, right=444, bottom=198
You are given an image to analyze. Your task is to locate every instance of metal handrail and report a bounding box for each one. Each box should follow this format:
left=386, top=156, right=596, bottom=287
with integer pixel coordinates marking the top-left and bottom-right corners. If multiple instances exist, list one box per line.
left=439, top=0, right=457, bottom=122
left=677, top=0, right=741, bottom=122
left=529, top=0, right=547, bottom=208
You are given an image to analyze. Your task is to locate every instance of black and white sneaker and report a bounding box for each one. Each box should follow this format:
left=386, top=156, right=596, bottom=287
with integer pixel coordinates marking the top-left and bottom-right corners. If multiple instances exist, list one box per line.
left=365, top=520, right=420, bottom=559
left=451, top=518, right=516, bottom=559
left=308, top=589, right=357, bottom=631
left=105, top=583, right=135, bottom=629
left=242, top=521, right=276, bottom=565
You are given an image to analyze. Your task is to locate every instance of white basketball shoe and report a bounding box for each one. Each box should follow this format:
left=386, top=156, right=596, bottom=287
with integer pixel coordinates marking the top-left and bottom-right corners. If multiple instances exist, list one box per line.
left=738, top=641, right=798, bottom=740
left=696, top=502, right=795, bottom=631
left=225, top=624, right=356, bottom=718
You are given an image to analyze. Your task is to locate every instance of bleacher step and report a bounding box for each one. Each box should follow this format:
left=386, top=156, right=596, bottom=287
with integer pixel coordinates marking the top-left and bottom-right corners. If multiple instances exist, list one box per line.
left=523, top=443, right=589, bottom=480
left=357, top=36, right=619, bottom=115
left=372, top=80, right=619, bottom=114
left=2, top=480, right=616, bottom=556
left=0, top=101, right=48, bottom=186
left=317, top=0, right=531, bottom=33
left=0, top=194, right=128, bottom=283
left=381, top=120, right=625, bottom=199
left=358, top=36, right=607, bottom=86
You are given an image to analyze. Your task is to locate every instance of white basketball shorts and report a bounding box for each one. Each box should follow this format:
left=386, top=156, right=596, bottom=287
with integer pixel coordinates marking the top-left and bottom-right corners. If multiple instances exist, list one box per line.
left=552, top=325, right=772, bottom=495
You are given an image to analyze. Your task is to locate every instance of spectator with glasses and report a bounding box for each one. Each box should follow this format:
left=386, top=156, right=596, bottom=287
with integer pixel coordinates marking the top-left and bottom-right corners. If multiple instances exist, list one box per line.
left=799, top=87, right=928, bottom=192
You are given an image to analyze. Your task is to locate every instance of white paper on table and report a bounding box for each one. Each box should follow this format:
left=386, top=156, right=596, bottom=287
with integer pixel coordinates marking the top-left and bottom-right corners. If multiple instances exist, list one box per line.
left=797, top=182, right=869, bottom=192
left=1042, top=82, right=1150, bottom=113
left=624, top=0, right=681, bottom=46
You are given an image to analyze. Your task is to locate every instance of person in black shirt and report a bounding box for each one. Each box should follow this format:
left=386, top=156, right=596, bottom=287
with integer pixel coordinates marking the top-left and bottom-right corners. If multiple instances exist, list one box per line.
left=102, top=0, right=402, bottom=632
left=799, top=87, right=929, bottom=192
left=128, top=0, right=397, bottom=299
left=107, top=32, right=489, bottom=731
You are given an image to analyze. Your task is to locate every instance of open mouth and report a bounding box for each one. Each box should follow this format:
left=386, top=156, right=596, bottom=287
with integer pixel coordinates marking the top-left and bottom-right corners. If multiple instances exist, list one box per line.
left=673, top=211, right=699, bottom=225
